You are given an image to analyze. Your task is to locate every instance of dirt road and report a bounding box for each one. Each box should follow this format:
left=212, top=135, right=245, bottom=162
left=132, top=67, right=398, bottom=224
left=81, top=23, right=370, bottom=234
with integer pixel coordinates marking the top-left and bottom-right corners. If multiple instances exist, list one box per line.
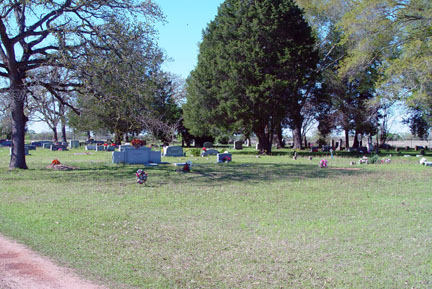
left=0, top=234, right=107, bottom=289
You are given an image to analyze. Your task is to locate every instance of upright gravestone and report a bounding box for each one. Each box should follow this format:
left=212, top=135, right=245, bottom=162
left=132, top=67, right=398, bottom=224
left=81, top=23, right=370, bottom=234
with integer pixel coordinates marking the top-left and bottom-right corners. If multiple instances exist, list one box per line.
left=25, top=145, right=36, bottom=150
left=69, top=140, right=80, bottom=149
left=85, top=145, right=97, bottom=151
left=50, top=144, right=68, bottom=151
left=163, top=146, right=184, bottom=157
left=256, top=143, right=260, bottom=150
left=203, top=142, right=213, bottom=148
left=217, top=153, right=232, bottom=163
left=202, top=149, right=219, bottom=157
left=112, top=146, right=161, bottom=164
left=234, top=140, right=243, bottom=150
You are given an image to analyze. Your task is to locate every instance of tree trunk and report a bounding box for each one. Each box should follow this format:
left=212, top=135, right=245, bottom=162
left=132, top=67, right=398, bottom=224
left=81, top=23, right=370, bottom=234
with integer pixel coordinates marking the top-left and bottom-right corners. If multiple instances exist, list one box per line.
left=114, top=130, right=123, bottom=145
left=61, top=123, right=67, bottom=143
left=292, top=125, right=302, bottom=149
left=275, top=124, right=284, bottom=149
left=9, top=98, right=28, bottom=169
left=52, top=127, right=58, bottom=143
left=344, top=129, right=350, bottom=149
left=257, top=131, right=272, bottom=154
left=352, top=131, right=360, bottom=148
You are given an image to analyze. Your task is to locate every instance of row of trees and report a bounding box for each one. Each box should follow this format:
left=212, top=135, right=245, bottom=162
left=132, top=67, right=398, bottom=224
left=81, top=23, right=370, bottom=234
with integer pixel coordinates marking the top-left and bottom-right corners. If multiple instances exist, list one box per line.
left=0, top=0, right=184, bottom=169
left=182, top=0, right=431, bottom=154
left=2, top=0, right=431, bottom=168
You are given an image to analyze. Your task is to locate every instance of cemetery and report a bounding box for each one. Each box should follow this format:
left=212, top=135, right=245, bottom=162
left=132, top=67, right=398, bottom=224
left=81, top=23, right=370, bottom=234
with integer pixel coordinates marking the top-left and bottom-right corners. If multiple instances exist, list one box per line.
left=1, top=0, right=431, bottom=288
left=1, top=144, right=431, bottom=288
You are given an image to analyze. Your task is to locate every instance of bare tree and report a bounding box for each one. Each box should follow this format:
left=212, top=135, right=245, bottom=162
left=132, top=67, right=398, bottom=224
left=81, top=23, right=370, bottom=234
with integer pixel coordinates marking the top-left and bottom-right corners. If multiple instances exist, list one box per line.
left=0, top=1, right=163, bottom=169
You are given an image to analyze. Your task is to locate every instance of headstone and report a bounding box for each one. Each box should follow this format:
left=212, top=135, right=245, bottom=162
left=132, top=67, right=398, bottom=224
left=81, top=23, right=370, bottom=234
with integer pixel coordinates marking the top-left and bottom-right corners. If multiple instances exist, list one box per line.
left=415, top=146, right=424, bottom=151
left=310, top=146, right=319, bottom=152
left=203, top=142, right=213, bottom=148
left=85, top=145, right=97, bottom=151
left=217, top=153, right=232, bottom=163
left=308, top=156, right=313, bottom=160
left=50, top=144, right=68, bottom=151
left=424, top=162, right=432, bottom=166
left=256, top=143, right=260, bottom=150
left=106, top=145, right=116, bottom=152
left=420, top=149, right=425, bottom=155
left=31, top=141, right=43, bottom=147
left=0, top=140, right=12, bottom=147
left=420, top=157, right=427, bottom=165
left=25, top=145, right=36, bottom=150
left=112, top=146, right=161, bottom=164
left=322, top=145, right=331, bottom=152
left=201, top=149, right=219, bottom=157
left=234, top=140, right=243, bottom=150
left=69, top=140, right=80, bottom=149
left=163, top=146, right=183, bottom=157
left=405, top=146, right=410, bottom=151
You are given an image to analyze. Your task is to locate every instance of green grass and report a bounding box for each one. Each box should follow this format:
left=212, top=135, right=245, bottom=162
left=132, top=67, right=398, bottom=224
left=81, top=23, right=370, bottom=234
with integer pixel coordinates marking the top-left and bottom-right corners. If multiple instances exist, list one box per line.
left=0, top=147, right=431, bottom=288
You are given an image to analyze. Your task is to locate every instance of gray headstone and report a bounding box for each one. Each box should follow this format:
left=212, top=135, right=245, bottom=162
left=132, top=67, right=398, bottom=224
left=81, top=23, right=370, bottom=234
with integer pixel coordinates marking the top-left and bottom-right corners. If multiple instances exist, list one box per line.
left=43, top=143, right=52, bottom=149
left=69, top=140, right=80, bottom=148
left=85, top=145, right=97, bottom=151
left=25, top=145, right=36, bottom=150
left=234, top=140, right=243, bottom=150
left=203, top=142, right=213, bottom=148
left=50, top=144, right=68, bottom=151
left=96, top=145, right=105, bottom=151
left=217, top=153, right=232, bottom=163
left=112, top=146, right=161, bottom=164
left=163, top=146, right=183, bottom=157
left=201, top=149, right=219, bottom=157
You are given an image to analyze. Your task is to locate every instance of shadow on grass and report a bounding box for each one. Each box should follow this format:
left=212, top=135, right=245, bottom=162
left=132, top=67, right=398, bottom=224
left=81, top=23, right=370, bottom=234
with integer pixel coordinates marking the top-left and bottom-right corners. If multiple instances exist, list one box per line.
left=35, top=161, right=372, bottom=187
left=186, top=162, right=370, bottom=186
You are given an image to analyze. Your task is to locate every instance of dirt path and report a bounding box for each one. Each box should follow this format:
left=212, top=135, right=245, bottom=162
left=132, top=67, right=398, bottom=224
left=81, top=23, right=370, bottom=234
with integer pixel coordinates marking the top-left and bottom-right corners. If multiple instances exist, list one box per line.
left=0, top=234, right=107, bottom=289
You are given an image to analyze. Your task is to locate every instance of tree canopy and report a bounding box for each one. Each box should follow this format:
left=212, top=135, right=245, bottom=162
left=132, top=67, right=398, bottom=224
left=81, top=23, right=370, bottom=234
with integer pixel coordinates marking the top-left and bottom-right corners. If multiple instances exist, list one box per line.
left=183, top=0, right=319, bottom=153
left=0, top=0, right=163, bottom=169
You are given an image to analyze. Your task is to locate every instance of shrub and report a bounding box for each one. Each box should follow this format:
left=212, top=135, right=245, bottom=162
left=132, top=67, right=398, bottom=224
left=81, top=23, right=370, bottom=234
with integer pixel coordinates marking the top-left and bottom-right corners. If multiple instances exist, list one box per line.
left=189, top=148, right=202, bottom=157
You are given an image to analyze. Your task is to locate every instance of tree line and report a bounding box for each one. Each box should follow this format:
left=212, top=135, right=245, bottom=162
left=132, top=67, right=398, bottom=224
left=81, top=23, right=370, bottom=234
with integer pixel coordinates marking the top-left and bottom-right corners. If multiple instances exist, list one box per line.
left=1, top=0, right=431, bottom=168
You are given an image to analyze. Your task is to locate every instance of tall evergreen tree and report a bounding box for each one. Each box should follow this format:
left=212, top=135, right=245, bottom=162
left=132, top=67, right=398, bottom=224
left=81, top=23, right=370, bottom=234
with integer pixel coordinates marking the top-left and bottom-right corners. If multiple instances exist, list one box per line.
left=183, top=0, right=319, bottom=154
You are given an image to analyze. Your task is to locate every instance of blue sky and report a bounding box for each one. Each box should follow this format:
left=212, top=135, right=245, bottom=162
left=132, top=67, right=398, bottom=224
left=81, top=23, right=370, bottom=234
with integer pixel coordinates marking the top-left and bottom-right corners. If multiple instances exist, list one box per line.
left=156, top=0, right=224, bottom=79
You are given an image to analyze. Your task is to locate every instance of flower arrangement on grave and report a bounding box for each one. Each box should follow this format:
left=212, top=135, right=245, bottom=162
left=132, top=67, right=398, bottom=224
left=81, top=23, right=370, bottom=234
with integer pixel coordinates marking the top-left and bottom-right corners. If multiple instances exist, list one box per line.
left=201, top=147, right=207, bottom=157
left=182, top=163, right=190, bottom=172
left=222, top=156, right=231, bottom=163
left=319, top=159, right=328, bottom=168
left=131, top=139, right=145, bottom=148
left=51, top=159, right=61, bottom=165
left=135, top=169, right=148, bottom=184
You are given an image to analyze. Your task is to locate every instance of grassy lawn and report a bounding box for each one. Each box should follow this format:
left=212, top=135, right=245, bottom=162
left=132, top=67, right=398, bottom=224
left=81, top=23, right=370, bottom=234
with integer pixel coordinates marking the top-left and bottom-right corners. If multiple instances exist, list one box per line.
left=0, top=146, right=431, bottom=288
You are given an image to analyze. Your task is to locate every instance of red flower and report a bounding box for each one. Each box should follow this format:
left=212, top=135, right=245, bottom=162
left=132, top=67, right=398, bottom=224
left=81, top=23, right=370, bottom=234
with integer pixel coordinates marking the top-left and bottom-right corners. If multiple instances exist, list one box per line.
left=51, top=159, right=61, bottom=165
left=202, top=147, right=207, bottom=151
